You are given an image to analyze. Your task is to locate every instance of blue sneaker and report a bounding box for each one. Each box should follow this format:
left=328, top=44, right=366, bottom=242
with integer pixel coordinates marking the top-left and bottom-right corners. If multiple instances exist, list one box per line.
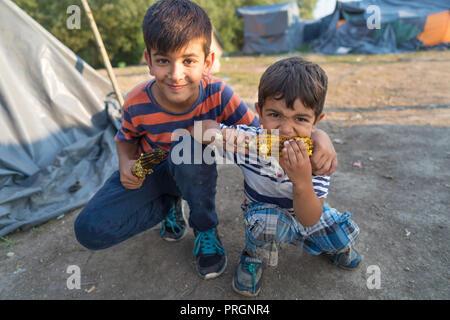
left=232, top=250, right=264, bottom=297
left=193, top=228, right=227, bottom=279
left=159, top=197, right=187, bottom=242
left=323, top=246, right=362, bottom=270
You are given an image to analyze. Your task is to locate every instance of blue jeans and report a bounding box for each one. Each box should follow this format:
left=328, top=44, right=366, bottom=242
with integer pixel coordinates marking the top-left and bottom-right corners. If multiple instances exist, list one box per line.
left=74, top=135, right=218, bottom=250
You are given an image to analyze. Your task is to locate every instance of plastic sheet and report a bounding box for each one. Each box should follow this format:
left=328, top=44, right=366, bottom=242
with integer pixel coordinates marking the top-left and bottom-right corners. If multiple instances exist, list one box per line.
left=0, top=0, right=122, bottom=236
left=310, top=0, right=450, bottom=54
left=236, top=1, right=302, bottom=54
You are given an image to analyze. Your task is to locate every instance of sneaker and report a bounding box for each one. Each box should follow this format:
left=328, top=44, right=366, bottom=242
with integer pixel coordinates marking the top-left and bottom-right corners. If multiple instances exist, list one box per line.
left=193, top=228, right=227, bottom=279
left=232, top=250, right=264, bottom=297
left=159, top=197, right=187, bottom=242
left=323, top=246, right=362, bottom=270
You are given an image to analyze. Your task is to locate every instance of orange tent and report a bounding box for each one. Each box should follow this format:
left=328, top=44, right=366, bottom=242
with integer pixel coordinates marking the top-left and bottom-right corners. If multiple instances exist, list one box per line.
left=417, top=10, right=450, bottom=46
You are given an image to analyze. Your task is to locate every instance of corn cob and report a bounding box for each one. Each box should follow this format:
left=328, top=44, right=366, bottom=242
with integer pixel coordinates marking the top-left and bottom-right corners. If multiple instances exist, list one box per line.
left=248, top=133, right=313, bottom=157
left=131, top=148, right=168, bottom=179
left=214, top=131, right=313, bottom=158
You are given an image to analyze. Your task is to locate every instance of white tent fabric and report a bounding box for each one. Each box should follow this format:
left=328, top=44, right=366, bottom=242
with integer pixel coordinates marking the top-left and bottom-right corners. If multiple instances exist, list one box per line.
left=0, top=0, right=122, bottom=236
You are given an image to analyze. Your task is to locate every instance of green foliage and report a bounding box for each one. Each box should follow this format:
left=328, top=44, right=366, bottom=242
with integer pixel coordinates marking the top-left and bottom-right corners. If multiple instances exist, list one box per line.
left=297, top=0, right=317, bottom=19
left=12, top=0, right=317, bottom=67
left=13, top=0, right=153, bottom=68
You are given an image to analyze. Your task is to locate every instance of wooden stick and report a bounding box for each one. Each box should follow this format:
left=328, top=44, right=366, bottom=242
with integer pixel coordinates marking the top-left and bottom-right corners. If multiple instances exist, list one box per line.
left=80, top=0, right=124, bottom=107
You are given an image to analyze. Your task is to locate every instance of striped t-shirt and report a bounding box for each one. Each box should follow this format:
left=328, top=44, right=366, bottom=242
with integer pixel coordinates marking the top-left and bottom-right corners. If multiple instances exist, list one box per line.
left=115, top=76, right=260, bottom=153
left=219, top=124, right=330, bottom=214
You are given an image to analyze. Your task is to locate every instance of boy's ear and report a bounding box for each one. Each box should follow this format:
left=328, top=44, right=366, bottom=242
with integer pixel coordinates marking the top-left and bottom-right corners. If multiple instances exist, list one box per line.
left=254, top=103, right=264, bottom=128
left=254, top=102, right=262, bottom=117
left=144, top=49, right=154, bottom=76
left=203, top=51, right=215, bottom=76
left=312, top=113, right=325, bottom=132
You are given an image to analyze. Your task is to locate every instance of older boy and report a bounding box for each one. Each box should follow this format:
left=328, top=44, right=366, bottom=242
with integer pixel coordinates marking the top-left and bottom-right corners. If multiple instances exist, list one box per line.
left=74, top=0, right=338, bottom=281
left=200, top=57, right=361, bottom=296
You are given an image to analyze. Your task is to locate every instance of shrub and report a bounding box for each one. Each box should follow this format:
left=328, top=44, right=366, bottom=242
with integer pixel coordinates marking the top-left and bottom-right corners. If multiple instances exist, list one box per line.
left=13, top=0, right=316, bottom=67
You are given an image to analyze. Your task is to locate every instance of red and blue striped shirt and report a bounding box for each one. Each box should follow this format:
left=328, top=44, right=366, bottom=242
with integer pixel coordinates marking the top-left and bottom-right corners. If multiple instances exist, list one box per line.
left=115, top=76, right=260, bottom=153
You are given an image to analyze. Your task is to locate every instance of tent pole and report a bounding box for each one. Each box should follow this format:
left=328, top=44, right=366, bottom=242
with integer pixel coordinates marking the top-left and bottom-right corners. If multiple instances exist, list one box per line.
left=80, top=0, right=124, bottom=107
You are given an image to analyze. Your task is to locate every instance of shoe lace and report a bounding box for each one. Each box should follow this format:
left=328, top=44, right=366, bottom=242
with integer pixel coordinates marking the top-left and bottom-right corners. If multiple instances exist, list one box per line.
left=193, top=229, right=225, bottom=256
left=160, top=206, right=182, bottom=237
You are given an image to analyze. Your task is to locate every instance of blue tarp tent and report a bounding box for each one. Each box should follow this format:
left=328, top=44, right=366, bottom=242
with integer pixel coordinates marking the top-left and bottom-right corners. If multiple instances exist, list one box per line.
left=236, top=1, right=302, bottom=54
left=308, top=0, right=450, bottom=54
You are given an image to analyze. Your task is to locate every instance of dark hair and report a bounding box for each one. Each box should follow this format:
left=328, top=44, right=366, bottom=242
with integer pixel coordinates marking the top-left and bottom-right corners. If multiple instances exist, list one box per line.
left=142, top=0, right=212, bottom=57
left=258, top=57, right=328, bottom=120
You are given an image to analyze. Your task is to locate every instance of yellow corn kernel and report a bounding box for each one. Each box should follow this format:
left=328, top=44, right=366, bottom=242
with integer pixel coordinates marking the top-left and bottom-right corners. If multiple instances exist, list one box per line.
left=131, top=149, right=167, bottom=178
left=251, top=133, right=313, bottom=157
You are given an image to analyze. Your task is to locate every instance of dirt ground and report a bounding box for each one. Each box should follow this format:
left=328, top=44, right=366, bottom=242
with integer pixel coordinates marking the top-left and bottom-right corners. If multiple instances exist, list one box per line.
left=1, top=50, right=449, bottom=300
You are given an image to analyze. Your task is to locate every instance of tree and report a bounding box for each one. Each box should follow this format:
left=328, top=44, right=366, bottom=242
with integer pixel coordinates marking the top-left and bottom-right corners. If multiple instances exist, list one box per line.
left=13, top=0, right=153, bottom=68
left=12, top=0, right=319, bottom=67
left=297, top=0, right=318, bottom=19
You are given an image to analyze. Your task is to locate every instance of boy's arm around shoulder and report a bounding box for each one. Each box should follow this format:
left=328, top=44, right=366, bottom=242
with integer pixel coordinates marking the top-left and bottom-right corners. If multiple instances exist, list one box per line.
left=310, top=129, right=338, bottom=176
left=189, top=120, right=252, bottom=154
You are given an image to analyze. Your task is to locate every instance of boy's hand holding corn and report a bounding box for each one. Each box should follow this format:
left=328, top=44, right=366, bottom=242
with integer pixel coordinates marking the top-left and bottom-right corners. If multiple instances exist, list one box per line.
left=280, top=139, right=313, bottom=188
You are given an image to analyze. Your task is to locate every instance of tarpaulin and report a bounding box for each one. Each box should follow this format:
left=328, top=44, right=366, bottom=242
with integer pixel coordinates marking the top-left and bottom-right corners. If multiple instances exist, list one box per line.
left=237, top=0, right=450, bottom=55
left=310, top=0, right=450, bottom=54
left=236, top=1, right=302, bottom=54
left=0, top=0, right=122, bottom=236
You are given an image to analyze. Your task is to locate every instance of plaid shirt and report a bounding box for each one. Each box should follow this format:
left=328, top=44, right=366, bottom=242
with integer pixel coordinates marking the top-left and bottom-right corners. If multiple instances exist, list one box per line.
left=219, top=124, right=330, bottom=215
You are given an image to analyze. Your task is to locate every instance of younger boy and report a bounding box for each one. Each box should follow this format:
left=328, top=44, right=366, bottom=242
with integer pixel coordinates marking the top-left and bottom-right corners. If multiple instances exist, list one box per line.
left=200, top=57, right=361, bottom=296
left=74, top=0, right=338, bottom=281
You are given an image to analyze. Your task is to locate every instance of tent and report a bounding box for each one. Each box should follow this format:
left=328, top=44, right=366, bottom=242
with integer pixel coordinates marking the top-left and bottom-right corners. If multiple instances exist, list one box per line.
left=236, top=1, right=302, bottom=54
left=308, top=0, right=450, bottom=54
left=0, top=0, right=122, bottom=236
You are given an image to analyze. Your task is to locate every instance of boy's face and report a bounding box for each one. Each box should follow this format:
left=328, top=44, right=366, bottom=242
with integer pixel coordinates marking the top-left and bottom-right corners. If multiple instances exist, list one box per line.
left=144, top=38, right=214, bottom=112
left=255, top=97, right=324, bottom=138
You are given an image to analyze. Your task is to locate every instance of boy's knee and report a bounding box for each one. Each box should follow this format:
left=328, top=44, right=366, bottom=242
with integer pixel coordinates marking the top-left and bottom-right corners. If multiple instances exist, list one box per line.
left=244, top=205, right=297, bottom=246
left=74, top=210, right=108, bottom=251
left=245, top=214, right=274, bottom=243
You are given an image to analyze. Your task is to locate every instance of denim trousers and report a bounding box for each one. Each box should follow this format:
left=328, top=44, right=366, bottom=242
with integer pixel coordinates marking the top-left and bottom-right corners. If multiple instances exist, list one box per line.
left=74, top=135, right=218, bottom=250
